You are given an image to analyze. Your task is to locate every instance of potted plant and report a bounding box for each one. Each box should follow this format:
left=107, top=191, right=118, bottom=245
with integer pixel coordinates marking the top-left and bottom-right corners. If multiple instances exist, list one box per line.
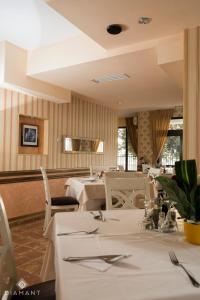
left=156, top=159, right=200, bottom=244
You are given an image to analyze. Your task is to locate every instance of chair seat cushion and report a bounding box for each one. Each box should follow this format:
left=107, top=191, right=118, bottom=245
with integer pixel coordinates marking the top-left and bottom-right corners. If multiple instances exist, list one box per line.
left=51, top=196, right=79, bottom=206
left=11, top=280, right=55, bottom=300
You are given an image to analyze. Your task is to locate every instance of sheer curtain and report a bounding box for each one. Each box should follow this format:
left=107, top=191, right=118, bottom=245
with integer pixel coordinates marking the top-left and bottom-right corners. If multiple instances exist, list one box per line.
left=126, top=117, right=138, bottom=155
left=149, top=109, right=173, bottom=165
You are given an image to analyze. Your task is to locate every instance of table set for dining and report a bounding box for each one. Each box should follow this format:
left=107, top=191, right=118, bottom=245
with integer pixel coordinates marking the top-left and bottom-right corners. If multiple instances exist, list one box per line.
left=65, top=175, right=155, bottom=211
left=65, top=177, right=106, bottom=211
left=41, top=209, right=200, bottom=300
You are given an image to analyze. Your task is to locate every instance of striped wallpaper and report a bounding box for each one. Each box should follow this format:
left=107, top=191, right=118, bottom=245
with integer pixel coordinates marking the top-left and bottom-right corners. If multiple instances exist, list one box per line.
left=0, top=89, right=118, bottom=171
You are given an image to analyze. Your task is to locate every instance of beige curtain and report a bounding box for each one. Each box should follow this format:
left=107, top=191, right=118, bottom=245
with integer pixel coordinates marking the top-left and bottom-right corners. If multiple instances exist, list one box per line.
left=149, top=109, right=173, bottom=165
left=126, top=117, right=138, bottom=155
left=91, top=140, right=100, bottom=152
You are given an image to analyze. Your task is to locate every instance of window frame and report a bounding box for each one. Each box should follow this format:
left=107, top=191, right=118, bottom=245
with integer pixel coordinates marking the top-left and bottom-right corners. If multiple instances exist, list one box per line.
left=117, top=126, right=137, bottom=171
left=161, top=117, right=183, bottom=167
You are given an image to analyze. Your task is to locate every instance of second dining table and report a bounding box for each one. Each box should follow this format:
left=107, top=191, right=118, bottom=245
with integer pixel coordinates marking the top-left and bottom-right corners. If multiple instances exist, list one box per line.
left=65, top=175, right=156, bottom=211
left=65, top=177, right=106, bottom=211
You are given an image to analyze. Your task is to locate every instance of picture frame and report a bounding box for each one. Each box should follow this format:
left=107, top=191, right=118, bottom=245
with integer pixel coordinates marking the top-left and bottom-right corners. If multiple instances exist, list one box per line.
left=21, top=124, right=38, bottom=147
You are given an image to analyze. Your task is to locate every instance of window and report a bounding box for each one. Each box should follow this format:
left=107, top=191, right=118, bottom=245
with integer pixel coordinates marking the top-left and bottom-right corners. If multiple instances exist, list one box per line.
left=117, top=127, right=137, bottom=171
left=161, top=118, right=183, bottom=166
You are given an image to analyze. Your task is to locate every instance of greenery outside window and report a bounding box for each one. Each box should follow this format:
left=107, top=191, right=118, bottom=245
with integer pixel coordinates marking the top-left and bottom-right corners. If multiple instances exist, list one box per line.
left=161, top=118, right=183, bottom=167
left=117, top=127, right=137, bottom=171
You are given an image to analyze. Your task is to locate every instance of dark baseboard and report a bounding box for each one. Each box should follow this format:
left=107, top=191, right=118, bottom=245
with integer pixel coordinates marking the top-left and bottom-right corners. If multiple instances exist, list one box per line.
left=9, top=211, right=45, bottom=227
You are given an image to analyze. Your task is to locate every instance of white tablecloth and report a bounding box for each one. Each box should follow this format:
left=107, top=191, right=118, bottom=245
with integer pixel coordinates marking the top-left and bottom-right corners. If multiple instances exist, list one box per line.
left=65, top=177, right=106, bottom=211
left=41, top=210, right=200, bottom=300
left=65, top=177, right=155, bottom=211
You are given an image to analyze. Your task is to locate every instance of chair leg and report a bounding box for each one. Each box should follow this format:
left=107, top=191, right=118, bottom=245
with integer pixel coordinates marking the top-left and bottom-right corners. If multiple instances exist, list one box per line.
left=43, top=206, right=51, bottom=232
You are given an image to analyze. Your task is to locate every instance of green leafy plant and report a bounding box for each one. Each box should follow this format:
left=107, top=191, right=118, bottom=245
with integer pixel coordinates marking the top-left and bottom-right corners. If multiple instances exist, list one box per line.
left=156, top=160, right=200, bottom=223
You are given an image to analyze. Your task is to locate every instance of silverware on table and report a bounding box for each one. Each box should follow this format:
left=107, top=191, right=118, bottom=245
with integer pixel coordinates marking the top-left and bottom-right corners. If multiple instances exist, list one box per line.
left=90, top=211, right=120, bottom=222
left=63, top=254, right=131, bottom=264
left=98, top=210, right=106, bottom=222
left=169, top=251, right=200, bottom=287
left=57, top=227, right=99, bottom=236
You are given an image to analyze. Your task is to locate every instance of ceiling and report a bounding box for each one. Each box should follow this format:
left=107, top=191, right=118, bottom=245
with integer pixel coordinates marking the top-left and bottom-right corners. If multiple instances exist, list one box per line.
left=34, top=48, right=181, bottom=116
left=48, top=0, right=200, bottom=49
left=2, top=0, right=200, bottom=115
left=0, top=0, right=80, bottom=49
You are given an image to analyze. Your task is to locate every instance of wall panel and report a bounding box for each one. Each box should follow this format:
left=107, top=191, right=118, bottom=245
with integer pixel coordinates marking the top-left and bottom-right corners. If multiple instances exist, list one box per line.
left=0, top=89, right=117, bottom=171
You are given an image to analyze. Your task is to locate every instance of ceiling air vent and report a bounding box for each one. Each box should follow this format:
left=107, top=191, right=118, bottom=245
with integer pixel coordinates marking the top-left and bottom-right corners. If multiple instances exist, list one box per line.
left=91, top=73, right=130, bottom=84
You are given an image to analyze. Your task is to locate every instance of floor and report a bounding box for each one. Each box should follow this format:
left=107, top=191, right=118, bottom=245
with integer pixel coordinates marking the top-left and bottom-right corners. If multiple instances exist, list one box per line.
left=11, top=218, right=47, bottom=286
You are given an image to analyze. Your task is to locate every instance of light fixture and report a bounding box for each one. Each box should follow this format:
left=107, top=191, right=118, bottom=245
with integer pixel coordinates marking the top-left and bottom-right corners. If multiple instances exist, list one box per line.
left=107, top=24, right=122, bottom=35
left=92, top=73, right=130, bottom=84
left=138, top=17, right=152, bottom=24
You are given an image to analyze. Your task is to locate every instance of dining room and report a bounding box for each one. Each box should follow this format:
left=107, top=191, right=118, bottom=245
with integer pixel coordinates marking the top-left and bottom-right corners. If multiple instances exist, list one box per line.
left=0, top=0, right=200, bottom=299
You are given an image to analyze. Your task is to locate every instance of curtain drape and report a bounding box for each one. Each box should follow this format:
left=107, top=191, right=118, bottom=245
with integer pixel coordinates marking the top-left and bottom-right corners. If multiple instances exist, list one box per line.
left=149, top=109, right=174, bottom=165
left=126, top=117, right=138, bottom=156
left=91, top=140, right=100, bottom=152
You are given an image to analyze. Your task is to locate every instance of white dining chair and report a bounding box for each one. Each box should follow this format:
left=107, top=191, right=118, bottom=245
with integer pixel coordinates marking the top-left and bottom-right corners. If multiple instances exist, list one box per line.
left=0, top=195, right=17, bottom=300
left=0, top=195, right=56, bottom=300
left=148, top=167, right=161, bottom=178
left=142, top=164, right=151, bottom=173
left=104, top=171, right=146, bottom=178
left=117, top=165, right=124, bottom=171
left=104, top=176, right=151, bottom=210
left=40, top=167, right=79, bottom=231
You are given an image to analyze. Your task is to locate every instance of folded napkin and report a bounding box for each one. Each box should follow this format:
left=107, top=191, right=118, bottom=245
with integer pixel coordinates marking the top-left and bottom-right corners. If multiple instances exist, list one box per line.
left=77, top=259, right=112, bottom=272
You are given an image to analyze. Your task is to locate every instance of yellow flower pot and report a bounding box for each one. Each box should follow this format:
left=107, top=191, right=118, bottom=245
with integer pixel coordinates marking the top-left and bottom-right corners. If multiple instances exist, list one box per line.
left=184, top=221, right=200, bottom=245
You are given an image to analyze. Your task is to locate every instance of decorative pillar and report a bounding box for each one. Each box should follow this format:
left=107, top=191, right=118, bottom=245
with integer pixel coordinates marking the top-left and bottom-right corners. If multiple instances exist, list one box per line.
left=184, top=27, right=200, bottom=171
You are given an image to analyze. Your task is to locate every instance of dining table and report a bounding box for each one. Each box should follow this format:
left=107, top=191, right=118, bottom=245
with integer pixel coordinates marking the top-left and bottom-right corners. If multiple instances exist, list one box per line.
left=65, top=177, right=106, bottom=211
left=41, top=209, right=200, bottom=300
left=65, top=175, right=155, bottom=211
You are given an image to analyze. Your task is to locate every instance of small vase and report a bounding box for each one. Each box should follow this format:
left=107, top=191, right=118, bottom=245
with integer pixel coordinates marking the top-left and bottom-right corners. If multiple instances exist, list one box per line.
left=184, top=221, right=200, bottom=245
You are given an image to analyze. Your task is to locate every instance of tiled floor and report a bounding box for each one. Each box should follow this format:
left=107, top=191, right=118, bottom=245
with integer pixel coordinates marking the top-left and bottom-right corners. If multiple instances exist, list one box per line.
left=11, top=218, right=47, bottom=286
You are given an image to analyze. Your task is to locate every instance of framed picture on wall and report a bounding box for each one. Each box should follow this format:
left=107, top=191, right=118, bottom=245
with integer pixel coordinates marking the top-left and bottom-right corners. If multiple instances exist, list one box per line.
left=21, top=124, right=38, bottom=147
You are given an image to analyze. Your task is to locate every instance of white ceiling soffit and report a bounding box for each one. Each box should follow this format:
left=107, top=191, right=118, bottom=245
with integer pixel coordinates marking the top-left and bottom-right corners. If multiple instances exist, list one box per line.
left=47, top=0, right=200, bottom=49
left=0, top=0, right=81, bottom=50
left=32, top=48, right=182, bottom=114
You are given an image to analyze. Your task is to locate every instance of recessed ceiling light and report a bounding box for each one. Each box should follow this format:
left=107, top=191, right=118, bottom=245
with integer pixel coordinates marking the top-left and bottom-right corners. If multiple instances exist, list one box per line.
left=138, top=16, right=152, bottom=24
left=107, top=24, right=122, bottom=35
left=91, top=73, right=130, bottom=84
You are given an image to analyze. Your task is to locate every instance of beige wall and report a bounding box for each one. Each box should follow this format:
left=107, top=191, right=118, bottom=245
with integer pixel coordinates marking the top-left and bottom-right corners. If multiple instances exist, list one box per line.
left=0, top=88, right=117, bottom=171
left=184, top=27, right=200, bottom=171
left=138, top=111, right=152, bottom=163
left=0, top=178, right=65, bottom=219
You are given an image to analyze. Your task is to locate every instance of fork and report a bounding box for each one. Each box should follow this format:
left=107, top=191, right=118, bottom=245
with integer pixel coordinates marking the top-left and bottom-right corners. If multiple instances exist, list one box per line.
left=63, top=254, right=131, bottom=264
left=57, top=227, right=99, bottom=236
left=98, top=210, right=106, bottom=222
left=169, top=251, right=200, bottom=287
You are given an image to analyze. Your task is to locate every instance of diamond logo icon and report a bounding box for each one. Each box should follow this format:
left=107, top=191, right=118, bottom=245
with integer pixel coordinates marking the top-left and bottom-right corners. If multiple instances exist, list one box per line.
left=16, top=279, right=28, bottom=290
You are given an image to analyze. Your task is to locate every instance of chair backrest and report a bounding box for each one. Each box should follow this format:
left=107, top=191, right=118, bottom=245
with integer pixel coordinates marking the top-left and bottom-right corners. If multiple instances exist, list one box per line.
left=148, top=167, right=161, bottom=178
left=40, top=167, right=51, bottom=205
left=117, top=165, right=124, bottom=171
left=104, top=176, right=151, bottom=210
left=0, top=195, right=17, bottom=300
left=104, top=171, right=146, bottom=178
left=142, top=164, right=151, bottom=173
left=90, top=165, right=117, bottom=176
